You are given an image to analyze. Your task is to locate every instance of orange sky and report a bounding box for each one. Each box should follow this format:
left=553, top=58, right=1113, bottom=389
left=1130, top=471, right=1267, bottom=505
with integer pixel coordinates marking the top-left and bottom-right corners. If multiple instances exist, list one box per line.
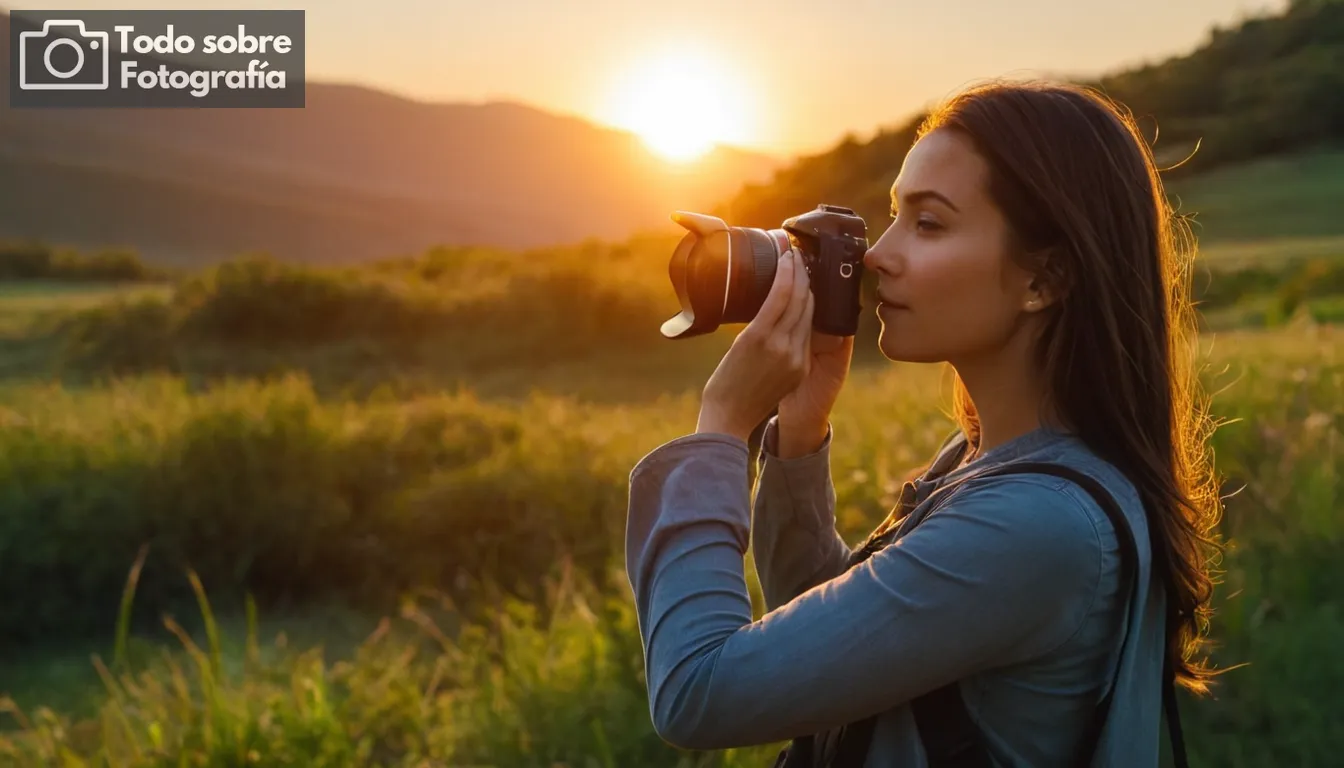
left=15, top=0, right=1288, bottom=156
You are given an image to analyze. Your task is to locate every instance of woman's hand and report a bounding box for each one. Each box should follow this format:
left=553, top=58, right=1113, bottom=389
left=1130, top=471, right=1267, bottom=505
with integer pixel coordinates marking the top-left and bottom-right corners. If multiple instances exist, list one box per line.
left=696, top=247, right=815, bottom=443
left=776, top=329, right=854, bottom=457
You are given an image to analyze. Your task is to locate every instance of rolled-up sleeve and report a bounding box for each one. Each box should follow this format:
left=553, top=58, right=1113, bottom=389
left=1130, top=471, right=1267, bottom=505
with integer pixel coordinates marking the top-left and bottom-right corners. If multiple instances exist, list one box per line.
left=750, top=416, right=852, bottom=610
left=625, top=433, right=1104, bottom=750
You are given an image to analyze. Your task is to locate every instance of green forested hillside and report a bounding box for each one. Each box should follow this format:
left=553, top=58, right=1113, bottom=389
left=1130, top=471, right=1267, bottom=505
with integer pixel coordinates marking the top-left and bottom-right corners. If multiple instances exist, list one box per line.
left=714, top=0, right=1344, bottom=243
left=1098, top=0, right=1344, bottom=168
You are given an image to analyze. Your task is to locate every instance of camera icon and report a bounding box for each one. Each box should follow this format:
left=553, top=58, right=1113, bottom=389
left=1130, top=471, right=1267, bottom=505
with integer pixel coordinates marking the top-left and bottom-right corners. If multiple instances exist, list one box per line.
left=18, top=19, right=110, bottom=91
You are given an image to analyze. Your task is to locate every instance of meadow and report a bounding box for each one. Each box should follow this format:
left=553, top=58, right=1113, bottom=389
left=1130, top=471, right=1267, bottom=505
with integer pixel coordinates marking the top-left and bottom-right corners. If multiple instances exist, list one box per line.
left=0, top=149, right=1342, bottom=767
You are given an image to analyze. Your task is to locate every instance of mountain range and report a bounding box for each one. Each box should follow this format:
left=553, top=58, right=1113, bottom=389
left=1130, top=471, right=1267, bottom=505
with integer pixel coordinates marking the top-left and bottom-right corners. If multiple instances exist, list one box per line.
left=8, top=0, right=1340, bottom=267
left=0, top=11, right=781, bottom=265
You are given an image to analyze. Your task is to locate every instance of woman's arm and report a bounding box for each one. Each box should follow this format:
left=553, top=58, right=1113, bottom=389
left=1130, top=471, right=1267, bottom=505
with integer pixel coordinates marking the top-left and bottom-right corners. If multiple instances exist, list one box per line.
left=750, top=415, right=853, bottom=611
left=625, top=433, right=1105, bottom=750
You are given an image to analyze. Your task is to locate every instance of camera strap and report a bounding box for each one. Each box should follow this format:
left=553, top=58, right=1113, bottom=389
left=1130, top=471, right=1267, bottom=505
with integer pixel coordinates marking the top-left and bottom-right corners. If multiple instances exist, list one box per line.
left=772, top=460, right=1189, bottom=768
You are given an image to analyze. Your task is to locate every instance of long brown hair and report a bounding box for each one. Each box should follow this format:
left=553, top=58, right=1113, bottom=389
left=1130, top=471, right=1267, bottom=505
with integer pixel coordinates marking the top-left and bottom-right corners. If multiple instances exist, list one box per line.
left=919, top=80, right=1225, bottom=694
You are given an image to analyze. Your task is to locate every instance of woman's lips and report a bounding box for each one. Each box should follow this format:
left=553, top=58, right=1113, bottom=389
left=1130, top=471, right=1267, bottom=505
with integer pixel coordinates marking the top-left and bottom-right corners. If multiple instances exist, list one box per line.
left=877, top=292, right=907, bottom=309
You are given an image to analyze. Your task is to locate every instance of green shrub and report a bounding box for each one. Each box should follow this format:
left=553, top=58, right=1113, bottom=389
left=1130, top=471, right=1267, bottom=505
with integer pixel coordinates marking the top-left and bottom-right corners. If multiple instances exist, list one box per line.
left=52, top=250, right=673, bottom=377
left=174, top=255, right=449, bottom=344
left=0, top=374, right=636, bottom=644
left=0, top=242, right=158, bottom=282
left=1194, top=256, right=1344, bottom=315
left=55, top=295, right=180, bottom=373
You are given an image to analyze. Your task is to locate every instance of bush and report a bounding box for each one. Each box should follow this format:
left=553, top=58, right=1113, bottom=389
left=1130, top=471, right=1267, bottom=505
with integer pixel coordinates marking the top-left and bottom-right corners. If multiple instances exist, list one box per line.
left=0, top=375, right=636, bottom=644
left=56, top=296, right=180, bottom=373
left=174, top=255, right=450, bottom=344
left=0, top=242, right=158, bottom=282
left=53, top=250, right=673, bottom=376
left=1194, top=256, right=1344, bottom=314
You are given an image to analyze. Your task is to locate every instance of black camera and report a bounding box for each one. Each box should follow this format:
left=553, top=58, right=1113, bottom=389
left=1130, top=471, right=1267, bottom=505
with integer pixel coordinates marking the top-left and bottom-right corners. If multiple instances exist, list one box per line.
left=660, top=204, right=869, bottom=340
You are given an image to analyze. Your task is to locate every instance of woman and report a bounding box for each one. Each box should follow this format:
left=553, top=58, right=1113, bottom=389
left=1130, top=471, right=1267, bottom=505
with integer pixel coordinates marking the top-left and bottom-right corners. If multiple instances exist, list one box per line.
left=625, top=80, right=1224, bottom=766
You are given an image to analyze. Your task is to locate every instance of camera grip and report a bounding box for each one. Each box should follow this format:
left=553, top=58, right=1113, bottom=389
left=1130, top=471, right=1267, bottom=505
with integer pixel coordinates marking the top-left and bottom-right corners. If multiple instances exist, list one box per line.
left=809, top=237, right=865, bottom=336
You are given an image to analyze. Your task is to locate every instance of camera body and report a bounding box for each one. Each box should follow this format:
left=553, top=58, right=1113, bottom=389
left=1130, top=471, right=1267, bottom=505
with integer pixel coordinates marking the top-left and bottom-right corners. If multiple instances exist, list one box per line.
left=781, top=204, right=870, bottom=336
left=18, top=19, right=111, bottom=90
left=661, top=205, right=869, bottom=340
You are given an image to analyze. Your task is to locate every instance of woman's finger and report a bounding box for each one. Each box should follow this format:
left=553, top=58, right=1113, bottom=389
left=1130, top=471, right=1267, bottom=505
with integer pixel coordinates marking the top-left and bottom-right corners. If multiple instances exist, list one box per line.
left=777, top=249, right=810, bottom=334
left=750, top=250, right=795, bottom=332
left=790, top=289, right=815, bottom=352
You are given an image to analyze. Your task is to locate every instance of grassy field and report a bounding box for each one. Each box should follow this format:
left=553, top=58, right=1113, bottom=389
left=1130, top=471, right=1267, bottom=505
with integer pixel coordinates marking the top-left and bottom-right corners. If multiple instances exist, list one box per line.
left=1168, top=149, right=1344, bottom=244
left=1198, top=236, right=1344, bottom=269
left=0, top=150, right=1342, bottom=766
left=0, top=315, right=1339, bottom=766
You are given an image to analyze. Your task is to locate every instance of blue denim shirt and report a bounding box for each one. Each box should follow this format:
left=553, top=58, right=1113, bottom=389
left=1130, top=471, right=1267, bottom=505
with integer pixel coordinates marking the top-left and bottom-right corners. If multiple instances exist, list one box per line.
left=625, top=416, right=1167, bottom=766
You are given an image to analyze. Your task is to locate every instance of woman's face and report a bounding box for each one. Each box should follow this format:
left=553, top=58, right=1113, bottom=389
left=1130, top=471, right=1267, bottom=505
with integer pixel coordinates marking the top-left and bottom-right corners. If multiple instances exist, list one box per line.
left=862, top=127, right=1044, bottom=364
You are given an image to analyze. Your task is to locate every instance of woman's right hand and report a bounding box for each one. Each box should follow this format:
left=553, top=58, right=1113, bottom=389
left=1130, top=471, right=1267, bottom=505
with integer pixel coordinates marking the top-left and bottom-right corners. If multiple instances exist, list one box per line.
left=775, top=330, right=854, bottom=458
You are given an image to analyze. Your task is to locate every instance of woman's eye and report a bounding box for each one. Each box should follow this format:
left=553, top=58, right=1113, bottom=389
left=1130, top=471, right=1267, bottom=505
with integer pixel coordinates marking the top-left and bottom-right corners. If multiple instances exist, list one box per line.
left=916, top=216, right=943, bottom=232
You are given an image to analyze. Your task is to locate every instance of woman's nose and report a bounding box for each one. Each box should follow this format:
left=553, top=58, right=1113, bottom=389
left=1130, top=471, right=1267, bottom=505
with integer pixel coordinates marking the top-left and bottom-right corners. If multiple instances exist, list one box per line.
left=863, top=245, right=881, bottom=272
left=864, top=231, right=901, bottom=275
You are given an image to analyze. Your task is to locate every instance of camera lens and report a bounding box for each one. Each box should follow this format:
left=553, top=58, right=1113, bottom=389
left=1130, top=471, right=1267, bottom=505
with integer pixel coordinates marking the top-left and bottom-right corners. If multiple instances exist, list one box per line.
left=660, top=211, right=790, bottom=340
left=722, top=226, right=787, bottom=323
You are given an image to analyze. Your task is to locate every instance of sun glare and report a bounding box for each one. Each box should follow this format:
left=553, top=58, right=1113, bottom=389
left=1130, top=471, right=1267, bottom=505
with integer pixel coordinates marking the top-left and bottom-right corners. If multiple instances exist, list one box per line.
left=603, top=47, right=752, bottom=162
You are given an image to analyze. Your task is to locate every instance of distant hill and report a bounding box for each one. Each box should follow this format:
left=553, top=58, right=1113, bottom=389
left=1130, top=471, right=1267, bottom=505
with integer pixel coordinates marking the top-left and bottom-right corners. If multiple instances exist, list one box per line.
left=714, top=0, right=1344, bottom=238
left=0, top=12, right=781, bottom=266
left=1097, top=0, right=1344, bottom=169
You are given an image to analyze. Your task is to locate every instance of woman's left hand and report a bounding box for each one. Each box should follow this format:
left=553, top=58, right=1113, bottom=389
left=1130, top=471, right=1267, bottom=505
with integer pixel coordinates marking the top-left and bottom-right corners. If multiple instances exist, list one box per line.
left=696, top=246, right=815, bottom=442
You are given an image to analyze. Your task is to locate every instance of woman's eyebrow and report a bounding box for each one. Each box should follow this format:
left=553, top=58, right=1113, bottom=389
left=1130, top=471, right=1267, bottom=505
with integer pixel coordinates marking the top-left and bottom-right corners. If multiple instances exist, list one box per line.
left=890, top=188, right=961, bottom=213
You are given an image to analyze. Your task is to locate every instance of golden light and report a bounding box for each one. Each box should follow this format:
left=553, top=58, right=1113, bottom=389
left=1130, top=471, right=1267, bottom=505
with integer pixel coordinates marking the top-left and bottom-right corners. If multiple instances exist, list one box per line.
left=602, top=46, right=753, bottom=162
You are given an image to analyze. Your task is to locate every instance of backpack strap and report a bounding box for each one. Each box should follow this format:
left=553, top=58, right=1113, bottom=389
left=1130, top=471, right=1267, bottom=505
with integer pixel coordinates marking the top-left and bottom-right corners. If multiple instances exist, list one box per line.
left=828, top=461, right=1188, bottom=768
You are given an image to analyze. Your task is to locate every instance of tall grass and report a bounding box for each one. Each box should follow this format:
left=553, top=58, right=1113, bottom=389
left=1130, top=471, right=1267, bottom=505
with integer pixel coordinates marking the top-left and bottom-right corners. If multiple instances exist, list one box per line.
left=0, top=552, right=778, bottom=766
left=0, top=373, right=665, bottom=643
left=0, top=325, right=1340, bottom=765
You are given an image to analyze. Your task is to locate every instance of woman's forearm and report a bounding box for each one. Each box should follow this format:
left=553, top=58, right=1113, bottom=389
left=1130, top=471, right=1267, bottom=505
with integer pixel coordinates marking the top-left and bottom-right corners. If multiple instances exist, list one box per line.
left=775, top=419, right=831, bottom=459
left=751, top=417, right=851, bottom=610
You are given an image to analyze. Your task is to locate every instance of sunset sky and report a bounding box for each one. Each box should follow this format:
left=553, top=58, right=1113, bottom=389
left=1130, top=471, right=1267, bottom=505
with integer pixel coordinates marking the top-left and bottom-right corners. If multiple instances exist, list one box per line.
left=14, top=0, right=1287, bottom=157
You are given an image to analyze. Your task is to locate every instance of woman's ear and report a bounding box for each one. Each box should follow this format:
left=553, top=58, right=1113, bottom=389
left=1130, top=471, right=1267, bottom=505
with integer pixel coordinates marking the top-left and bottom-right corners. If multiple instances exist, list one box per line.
left=1023, top=250, right=1067, bottom=312
left=1024, top=277, right=1059, bottom=311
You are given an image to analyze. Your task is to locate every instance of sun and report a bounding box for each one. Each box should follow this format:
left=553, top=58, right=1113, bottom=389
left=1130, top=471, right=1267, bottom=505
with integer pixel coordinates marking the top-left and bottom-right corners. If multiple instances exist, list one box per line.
left=603, top=47, right=753, bottom=162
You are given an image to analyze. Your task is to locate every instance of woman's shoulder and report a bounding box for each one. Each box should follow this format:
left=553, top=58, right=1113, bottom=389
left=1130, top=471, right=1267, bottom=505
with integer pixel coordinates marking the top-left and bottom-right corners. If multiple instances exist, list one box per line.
left=894, top=460, right=1116, bottom=655
left=932, top=466, right=1109, bottom=557
left=938, top=429, right=1146, bottom=569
